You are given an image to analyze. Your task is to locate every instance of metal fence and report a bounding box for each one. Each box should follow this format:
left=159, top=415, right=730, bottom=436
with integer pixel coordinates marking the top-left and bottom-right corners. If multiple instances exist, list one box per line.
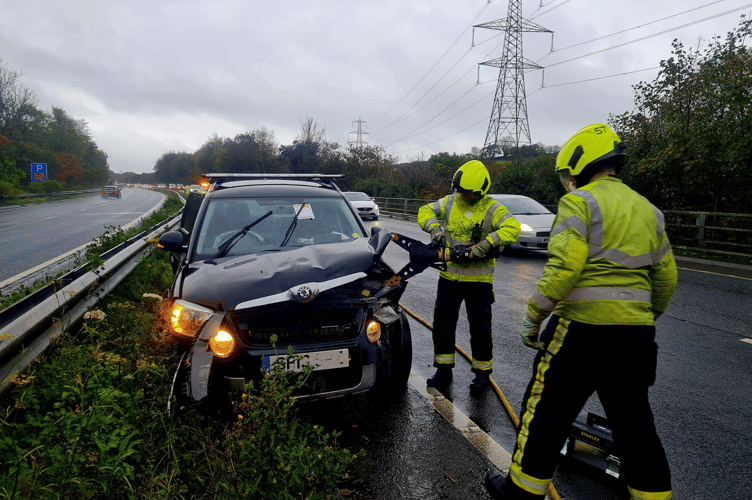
left=372, top=197, right=752, bottom=259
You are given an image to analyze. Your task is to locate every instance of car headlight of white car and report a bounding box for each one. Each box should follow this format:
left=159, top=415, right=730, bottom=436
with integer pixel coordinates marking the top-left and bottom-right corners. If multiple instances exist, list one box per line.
left=519, top=223, right=534, bottom=233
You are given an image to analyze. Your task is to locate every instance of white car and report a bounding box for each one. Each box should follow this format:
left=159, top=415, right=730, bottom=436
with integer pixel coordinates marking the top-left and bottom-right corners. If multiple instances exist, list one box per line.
left=344, top=191, right=380, bottom=220
left=489, top=194, right=556, bottom=252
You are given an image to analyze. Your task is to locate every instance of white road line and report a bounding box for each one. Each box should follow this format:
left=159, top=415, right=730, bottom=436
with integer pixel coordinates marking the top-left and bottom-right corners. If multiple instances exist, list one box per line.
left=741, top=338, right=752, bottom=345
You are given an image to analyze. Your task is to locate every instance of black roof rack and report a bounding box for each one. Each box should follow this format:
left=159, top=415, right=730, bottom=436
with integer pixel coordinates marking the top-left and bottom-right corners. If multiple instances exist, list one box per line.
left=204, top=173, right=342, bottom=186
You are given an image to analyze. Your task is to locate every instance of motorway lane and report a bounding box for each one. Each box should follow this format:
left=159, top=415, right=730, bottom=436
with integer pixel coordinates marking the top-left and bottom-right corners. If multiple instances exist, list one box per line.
left=367, top=217, right=752, bottom=499
left=0, top=188, right=166, bottom=283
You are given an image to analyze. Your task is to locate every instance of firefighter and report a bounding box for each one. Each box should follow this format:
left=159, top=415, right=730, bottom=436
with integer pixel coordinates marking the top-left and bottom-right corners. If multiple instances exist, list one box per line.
left=484, top=124, right=678, bottom=500
left=418, top=160, right=521, bottom=393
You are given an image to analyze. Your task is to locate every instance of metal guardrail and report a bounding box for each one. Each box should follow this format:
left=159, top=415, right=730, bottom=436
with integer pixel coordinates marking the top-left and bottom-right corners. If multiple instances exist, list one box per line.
left=0, top=214, right=181, bottom=395
left=372, top=197, right=752, bottom=260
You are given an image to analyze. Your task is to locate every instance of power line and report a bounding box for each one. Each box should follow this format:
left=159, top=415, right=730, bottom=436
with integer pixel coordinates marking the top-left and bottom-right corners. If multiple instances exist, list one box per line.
left=371, top=2, right=492, bottom=126
left=545, top=4, right=752, bottom=68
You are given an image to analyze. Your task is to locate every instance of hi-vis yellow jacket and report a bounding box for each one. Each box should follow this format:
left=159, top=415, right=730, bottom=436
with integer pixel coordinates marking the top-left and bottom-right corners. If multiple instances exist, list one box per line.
left=418, top=194, right=521, bottom=284
left=526, top=176, right=678, bottom=326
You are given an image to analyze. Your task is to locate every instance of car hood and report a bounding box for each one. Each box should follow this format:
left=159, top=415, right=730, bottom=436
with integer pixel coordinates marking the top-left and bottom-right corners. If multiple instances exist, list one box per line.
left=349, top=200, right=376, bottom=208
left=178, top=229, right=393, bottom=311
left=516, top=213, right=555, bottom=230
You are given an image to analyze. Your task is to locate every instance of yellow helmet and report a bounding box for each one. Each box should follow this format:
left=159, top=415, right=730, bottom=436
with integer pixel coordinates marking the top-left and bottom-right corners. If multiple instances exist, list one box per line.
left=451, top=160, right=490, bottom=196
left=556, top=124, right=626, bottom=181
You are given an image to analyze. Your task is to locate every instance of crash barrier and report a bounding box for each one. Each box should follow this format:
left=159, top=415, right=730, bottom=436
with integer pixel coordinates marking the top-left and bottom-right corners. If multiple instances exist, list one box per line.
left=0, top=213, right=181, bottom=396
left=1, top=189, right=101, bottom=202
left=399, top=303, right=562, bottom=500
left=372, top=197, right=752, bottom=260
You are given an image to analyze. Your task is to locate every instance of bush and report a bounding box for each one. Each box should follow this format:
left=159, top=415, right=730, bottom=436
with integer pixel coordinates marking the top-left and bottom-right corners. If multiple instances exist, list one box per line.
left=24, top=180, right=65, bottom=194
left=0, top=180, right=22, bottom=196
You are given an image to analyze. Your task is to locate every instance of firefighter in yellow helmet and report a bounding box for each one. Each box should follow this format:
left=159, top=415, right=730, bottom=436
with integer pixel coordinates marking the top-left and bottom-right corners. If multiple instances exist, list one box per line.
left=484, top=124, right=678, bottom=500
left=418, top=160, right=521, bottom=392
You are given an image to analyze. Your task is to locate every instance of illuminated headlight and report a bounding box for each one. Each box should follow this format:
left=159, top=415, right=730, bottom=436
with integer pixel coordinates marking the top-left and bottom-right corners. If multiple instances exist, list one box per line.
left=209, top=330, right=236, bottom=358
left=519, top=223, right=534, bottom=233
left=366, top=320, right=382, bottom=345
left=170, top=299, right=214, bottom=338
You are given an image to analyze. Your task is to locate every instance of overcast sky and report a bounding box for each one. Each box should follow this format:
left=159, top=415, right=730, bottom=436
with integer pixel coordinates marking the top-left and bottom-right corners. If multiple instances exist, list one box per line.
left=2, top=0, right=750, bottom=174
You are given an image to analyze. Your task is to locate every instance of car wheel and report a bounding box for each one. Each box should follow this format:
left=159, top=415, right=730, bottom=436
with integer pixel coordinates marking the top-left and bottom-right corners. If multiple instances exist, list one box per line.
left=376, top=311, right=412, bottom=392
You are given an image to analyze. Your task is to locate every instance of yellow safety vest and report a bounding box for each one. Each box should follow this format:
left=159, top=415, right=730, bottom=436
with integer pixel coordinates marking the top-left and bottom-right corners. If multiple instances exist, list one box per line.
left=418, top=194, right=520, bottom=284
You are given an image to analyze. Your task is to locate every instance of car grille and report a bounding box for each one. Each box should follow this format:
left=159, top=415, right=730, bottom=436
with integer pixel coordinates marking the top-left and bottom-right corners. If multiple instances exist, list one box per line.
left=229, top=304, right=359, bottom=346
left=357, top=207, right=372, bottom=212
left=537, top=231, right=550, bottom=237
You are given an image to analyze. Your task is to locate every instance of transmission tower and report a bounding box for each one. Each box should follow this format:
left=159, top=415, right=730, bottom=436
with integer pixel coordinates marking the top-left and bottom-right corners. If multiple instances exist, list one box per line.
left=348, top=117, right=369, bottom=149
left=475, top=1, right=552, bottom=158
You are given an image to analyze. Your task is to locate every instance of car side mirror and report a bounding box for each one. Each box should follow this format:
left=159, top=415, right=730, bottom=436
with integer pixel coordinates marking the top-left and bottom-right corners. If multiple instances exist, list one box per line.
left=158, top=231, right=184, bottom=253
left=370, top=226, right=385, bottom=238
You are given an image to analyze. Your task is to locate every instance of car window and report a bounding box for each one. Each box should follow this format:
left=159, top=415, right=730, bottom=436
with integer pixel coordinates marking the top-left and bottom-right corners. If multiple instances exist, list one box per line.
left=493, top=196, right=551, bottom=215
left=345, top=192, right=371, bottom=202
left=194, top=196, right=366, bottom=259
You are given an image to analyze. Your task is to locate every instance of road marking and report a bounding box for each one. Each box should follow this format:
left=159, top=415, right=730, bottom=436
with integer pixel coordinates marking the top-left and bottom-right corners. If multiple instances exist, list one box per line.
left=40, top=216, right=57, bottom=221
left=741, top=338, right=752, bottom=345
left=677, top=266, right=752, bottom=281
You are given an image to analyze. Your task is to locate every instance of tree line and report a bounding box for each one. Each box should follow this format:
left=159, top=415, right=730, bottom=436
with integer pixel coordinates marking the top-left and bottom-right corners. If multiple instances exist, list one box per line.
left=0, top=60, right=110, bottom=194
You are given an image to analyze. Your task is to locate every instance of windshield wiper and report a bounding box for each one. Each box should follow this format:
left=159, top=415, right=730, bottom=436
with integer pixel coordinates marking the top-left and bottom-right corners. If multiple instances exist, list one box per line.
left=213, top=210, right=273, bottom=258
left=280, top=203, right=306, bottom=247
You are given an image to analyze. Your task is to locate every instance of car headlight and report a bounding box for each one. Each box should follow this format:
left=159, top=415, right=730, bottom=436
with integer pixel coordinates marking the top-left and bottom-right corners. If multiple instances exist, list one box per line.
left=519, top=223, right=534, bottom=233
left=366, top=319, right=382, bottom=346
left=169, top=299, right=214, bottom=338
left=209, top=330, right=236, bottom=358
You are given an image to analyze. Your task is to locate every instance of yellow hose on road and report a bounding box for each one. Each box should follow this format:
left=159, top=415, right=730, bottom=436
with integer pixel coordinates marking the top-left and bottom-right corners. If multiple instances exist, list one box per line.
left=400, top=302, right=562, bottom=500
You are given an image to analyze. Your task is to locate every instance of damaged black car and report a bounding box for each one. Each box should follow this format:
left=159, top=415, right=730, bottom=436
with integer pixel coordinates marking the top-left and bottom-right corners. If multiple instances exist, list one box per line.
left=157, top=174, right=412, bottom=414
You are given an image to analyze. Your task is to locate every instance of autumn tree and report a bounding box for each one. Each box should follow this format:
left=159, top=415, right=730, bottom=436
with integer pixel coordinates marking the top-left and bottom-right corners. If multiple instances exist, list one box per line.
left=610, top=17, right=752, bottom=213
left=52, top=152, right=83, bottom=186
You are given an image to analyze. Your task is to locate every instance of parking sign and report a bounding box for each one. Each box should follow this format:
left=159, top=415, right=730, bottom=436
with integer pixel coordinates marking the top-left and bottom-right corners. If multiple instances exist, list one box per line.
left=31, top=163, right=47, bottom=182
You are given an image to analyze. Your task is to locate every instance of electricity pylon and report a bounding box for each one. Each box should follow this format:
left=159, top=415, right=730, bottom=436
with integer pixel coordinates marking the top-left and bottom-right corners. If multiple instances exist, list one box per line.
left=475, top=0, right=552, bottom=158
left=348, top=117, right=369, bottom=149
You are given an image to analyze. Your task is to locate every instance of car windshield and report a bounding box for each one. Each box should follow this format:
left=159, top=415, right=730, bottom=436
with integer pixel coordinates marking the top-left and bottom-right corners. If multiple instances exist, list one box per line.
left=345, top=192, right=371, bottom=202
left=194, top=196, right=366, bottom=259
left=495, top=197, right=551, bottom=215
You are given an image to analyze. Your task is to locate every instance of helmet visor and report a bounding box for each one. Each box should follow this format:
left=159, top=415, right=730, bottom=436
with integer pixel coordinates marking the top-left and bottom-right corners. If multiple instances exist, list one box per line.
left=558, top=169, right=575, bottom=193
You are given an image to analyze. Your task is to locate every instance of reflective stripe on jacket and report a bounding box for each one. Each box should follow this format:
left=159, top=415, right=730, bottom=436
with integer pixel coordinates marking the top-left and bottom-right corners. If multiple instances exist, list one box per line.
left=526, top=176, right=678, bottom=325
left=418, top=194, right=521, bottom=283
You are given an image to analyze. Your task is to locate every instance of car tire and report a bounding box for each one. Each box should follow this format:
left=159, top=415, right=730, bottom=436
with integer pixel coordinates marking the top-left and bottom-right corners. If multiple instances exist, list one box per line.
left=376, top=311, right=412, bottom=392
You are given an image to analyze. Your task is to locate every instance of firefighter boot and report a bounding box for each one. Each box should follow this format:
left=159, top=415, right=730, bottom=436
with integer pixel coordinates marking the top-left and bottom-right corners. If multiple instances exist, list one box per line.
left=426, top=367, right=453, bottom=387
left=469, top=372, right=491, bottom=393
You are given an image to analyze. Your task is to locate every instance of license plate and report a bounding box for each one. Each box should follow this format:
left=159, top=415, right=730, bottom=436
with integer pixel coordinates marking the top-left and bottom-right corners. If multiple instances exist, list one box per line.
left=263, top=348, right=349, bottom=373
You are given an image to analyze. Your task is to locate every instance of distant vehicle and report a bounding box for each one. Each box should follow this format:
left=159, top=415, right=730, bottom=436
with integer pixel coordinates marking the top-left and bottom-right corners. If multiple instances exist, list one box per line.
left=101, top=185, right=121, bottom=199
left=344, top=192, right=379, bottom=220
left=184, top=184, right=205, bottom=197
left=489, top=194, right=555, bottom=252
left=157, top=184, right=168, bottom=189
left=168, top=183, right=177, bottom=190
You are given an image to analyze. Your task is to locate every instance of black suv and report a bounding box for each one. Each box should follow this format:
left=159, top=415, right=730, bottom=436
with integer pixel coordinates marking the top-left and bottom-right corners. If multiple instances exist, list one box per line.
left=158, top=174, right=412, bottom=412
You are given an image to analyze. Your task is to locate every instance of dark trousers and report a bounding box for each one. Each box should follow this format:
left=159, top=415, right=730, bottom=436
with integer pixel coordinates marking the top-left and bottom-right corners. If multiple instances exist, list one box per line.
left=432, top=277, right=494, bottom=373
left=506, top=316, right=672, bottom=498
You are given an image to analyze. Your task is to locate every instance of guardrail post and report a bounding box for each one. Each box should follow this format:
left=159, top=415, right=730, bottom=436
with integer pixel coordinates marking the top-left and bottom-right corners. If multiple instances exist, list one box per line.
left=696, top=213, right=706, bottom=248
left=403, top=199, right=408, bottom=215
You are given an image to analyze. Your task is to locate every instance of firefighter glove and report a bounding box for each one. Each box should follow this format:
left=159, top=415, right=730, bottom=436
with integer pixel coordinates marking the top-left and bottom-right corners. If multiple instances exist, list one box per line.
left=430, top=227, right=445, bottom=246
left=470, top=239, right=493, bottom=259
left=520, top=316, right=546, bottom=351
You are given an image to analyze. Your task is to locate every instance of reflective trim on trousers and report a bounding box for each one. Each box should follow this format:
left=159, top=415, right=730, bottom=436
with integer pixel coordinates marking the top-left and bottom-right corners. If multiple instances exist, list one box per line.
left=628, top=486, right=673, bottom=500
left=508, top=463, right=550, bottom=496
left=564, top=287, right=651, bottom=303
left=471, top=358, right=493, bottom=372
left=511, top=318, right=570, bottom=495
left=435, top=353, right=455, bottom=365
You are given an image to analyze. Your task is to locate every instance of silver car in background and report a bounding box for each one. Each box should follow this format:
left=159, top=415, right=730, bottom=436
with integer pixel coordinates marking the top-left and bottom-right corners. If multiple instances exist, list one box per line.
left=489, top=194, right=556, bottom=252
left=344, top=191, right=380, bottom=220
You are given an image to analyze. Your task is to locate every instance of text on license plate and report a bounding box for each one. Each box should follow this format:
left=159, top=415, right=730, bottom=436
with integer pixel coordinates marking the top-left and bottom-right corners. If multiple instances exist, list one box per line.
left=263, top=348, right=349, bottom=373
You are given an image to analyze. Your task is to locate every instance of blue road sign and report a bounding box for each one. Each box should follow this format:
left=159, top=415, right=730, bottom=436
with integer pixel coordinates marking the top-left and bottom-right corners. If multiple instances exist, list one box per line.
left=31, top=163, right=47, bottom=182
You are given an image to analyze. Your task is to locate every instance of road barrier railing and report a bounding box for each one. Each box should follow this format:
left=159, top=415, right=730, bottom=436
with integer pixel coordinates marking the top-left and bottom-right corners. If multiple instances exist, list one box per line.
left=372, top=197, right=752, bottom=261
left=0, top=214, right=180, bottom=395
